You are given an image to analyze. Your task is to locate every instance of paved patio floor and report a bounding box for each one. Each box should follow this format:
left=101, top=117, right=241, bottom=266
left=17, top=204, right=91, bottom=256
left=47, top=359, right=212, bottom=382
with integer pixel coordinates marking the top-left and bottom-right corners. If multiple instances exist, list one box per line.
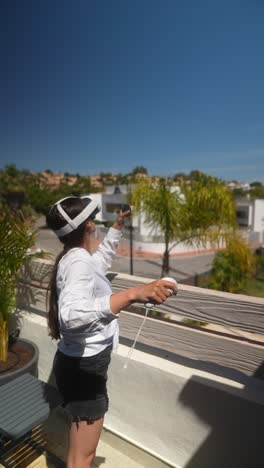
left=1, top=408, right=172, bottom=468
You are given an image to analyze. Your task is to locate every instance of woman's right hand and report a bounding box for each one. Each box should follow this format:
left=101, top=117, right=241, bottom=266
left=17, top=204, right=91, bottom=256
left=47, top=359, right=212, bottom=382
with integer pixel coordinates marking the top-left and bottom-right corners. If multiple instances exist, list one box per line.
left=134, top=279, right=178, bottom=305
left=110, top=278, right=178, bottom=315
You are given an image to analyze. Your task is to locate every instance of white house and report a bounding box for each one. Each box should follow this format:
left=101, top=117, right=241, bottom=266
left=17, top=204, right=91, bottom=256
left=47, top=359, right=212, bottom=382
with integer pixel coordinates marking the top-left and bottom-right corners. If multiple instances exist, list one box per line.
left=87, top=187, right=127, bottom=223
left=87, top=187, right=264, bottom=253
left=236, top=198, right=264, bottom=242
left=88, top=184, right=182, bottom=242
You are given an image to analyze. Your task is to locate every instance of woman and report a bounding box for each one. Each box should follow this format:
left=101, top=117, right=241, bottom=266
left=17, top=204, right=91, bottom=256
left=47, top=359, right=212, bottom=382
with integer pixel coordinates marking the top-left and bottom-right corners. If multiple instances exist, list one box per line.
left=46, top=195, right=177, bottom=468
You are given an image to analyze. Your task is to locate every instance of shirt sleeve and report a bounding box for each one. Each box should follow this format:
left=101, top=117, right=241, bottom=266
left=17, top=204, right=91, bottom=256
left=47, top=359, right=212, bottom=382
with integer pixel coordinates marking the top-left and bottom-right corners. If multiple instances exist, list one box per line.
left=63, top=259, right=116, bottom=321
left=91, top=227, right=122, bottom=274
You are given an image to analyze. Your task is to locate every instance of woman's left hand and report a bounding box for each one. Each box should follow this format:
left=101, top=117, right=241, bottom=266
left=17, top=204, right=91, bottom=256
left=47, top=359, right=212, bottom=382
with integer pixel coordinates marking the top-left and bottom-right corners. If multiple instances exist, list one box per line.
left=112, top=207, right=131, bottom=230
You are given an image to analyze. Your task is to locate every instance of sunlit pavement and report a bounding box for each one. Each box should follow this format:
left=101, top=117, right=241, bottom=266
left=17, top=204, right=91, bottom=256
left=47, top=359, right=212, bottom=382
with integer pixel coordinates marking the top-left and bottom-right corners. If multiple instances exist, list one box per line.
left=23, top=408, right=171, bottom=468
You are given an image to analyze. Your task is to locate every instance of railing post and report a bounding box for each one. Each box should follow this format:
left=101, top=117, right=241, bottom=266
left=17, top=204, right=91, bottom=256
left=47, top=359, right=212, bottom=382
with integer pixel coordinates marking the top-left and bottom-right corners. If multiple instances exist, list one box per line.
left=129, top=224, right=134, bottom=275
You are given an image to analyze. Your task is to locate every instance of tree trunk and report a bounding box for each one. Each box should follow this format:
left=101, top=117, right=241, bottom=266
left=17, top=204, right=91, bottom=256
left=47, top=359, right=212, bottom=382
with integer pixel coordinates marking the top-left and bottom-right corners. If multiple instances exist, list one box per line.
left=0, top=320, right=8, bottom=362
left=161, top=238, right=170, bottom=277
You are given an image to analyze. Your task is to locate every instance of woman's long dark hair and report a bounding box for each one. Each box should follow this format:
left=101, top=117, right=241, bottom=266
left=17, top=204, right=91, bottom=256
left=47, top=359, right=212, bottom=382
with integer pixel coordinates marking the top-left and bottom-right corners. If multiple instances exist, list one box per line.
left=46, top=197, right=90, bottom=340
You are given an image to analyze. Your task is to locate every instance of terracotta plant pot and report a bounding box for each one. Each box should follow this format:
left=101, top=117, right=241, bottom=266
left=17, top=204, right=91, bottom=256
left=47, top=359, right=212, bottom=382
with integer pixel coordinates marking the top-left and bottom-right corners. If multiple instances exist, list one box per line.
left=0, top=338, right=39, bottom=387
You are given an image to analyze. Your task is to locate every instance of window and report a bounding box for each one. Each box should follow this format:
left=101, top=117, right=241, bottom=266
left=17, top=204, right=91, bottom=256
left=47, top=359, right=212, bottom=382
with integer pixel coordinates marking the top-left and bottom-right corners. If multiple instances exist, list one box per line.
left=236, top=210, right=248, bottom=220
left=236, top=207, right=249, bottom=226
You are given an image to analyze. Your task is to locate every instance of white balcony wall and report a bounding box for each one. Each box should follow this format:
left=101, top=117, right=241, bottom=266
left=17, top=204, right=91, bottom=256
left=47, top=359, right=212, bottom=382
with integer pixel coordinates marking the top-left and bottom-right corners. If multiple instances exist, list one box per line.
left=17, top=265, right=264, bottom=468
left=19, top=310, right=264, bottom=468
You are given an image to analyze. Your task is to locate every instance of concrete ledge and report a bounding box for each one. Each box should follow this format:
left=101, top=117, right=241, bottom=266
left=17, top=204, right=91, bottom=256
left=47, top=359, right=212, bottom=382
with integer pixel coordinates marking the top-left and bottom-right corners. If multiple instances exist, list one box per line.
left=19, top=310, right=264, bottom=468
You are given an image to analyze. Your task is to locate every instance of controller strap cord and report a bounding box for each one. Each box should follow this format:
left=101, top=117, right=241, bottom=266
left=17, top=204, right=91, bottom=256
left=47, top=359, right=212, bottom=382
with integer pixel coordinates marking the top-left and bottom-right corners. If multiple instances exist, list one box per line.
left=123, top=305, right=150, bottom=369
left=122, top=277, right=177, bottom=370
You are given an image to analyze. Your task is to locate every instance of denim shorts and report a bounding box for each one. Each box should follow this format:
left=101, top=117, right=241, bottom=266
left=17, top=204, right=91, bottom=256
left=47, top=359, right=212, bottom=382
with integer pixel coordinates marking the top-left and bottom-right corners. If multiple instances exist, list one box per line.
left=53, top=345, right=112, bottom=423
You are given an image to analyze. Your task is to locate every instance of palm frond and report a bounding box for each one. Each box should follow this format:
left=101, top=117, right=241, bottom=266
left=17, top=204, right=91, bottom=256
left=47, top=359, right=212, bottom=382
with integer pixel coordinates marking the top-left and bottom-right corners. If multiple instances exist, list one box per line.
left=0, top=211, right=38, bottom=317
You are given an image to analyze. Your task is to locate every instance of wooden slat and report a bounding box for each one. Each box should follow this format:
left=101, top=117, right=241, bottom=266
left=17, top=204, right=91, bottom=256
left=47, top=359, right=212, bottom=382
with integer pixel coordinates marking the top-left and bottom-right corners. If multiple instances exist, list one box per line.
left=0, top=374, right=61, bottom=440
left=0, top=427, right=47, bottom=468
left=110, top=273, right=264, bottom=335
left=16, top=270, right=264, bottom=383
left=119, top=311, right=264, bottom=380
left=18, top=271, right=264, bottom=335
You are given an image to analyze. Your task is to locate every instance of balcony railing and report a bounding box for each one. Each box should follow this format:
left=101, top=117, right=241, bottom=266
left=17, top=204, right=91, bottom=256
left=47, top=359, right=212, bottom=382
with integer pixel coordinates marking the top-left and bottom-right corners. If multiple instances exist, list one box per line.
left=17, top=259, right=264, bottom=468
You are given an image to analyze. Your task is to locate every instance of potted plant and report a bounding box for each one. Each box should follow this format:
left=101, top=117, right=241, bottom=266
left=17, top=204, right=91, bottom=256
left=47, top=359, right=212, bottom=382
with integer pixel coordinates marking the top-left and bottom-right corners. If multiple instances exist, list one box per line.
left=0, top=210, right=42, bottom=364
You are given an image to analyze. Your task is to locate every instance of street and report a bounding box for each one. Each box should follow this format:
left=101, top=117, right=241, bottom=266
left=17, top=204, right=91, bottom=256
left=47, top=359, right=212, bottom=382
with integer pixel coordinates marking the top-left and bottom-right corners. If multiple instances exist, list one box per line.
left=36, top=223, right=215, bottom=283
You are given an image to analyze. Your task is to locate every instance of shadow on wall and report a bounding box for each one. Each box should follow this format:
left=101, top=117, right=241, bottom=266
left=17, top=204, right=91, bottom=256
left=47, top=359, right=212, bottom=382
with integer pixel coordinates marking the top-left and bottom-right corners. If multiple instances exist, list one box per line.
left=179, top=373, right=264, bottom=468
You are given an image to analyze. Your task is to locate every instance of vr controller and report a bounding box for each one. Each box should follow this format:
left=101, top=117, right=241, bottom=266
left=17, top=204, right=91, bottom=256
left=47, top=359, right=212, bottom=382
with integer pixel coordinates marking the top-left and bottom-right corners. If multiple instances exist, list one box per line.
left=145, top=277, right=177, bottom=308
left=120, top=203, right=132, bottom=214
left=123, top=276, right=177, bottom=370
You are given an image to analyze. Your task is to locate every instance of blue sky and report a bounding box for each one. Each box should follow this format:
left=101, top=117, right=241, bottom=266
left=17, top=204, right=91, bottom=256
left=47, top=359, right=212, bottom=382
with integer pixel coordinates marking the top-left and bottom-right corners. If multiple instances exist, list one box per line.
left=1, top=0, right=264, bottom=181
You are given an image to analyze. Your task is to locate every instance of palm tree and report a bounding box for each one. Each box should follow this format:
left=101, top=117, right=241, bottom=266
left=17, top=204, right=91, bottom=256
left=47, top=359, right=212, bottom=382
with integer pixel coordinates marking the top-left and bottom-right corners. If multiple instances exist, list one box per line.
left=132, top=178, right=183, bottom=275
left=132, top=177, right=236, bottom=276
left=0, top=211, right=40, bottom=361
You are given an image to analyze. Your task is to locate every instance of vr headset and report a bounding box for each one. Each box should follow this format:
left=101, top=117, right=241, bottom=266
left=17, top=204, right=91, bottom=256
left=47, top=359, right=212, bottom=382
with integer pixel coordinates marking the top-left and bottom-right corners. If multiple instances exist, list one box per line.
left=52, top=196, right=101, bottom=238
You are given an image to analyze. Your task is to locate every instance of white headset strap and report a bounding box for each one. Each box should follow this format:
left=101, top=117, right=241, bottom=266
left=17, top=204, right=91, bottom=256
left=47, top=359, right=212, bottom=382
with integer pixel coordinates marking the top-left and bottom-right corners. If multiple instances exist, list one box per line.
left=54, top=197, right=99, bottom=237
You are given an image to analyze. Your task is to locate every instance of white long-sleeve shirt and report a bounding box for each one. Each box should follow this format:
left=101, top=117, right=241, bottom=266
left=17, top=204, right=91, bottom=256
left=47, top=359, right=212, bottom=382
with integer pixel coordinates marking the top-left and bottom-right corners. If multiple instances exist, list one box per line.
left=56, top=228, right=122, bottom=357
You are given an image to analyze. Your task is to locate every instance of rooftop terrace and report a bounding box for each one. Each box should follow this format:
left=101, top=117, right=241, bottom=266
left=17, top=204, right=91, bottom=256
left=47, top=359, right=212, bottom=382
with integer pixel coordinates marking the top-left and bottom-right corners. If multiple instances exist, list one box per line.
left=5, top=259, right=264, bottom=467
